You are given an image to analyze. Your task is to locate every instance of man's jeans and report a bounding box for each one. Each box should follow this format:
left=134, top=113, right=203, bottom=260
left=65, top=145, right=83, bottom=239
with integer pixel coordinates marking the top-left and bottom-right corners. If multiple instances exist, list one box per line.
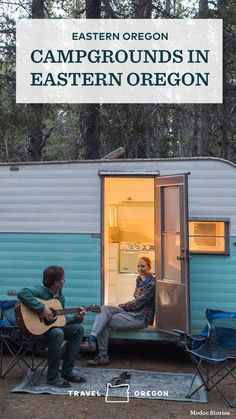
left=44, top=323, right=84, bottom=380
left=91, top=305, right=146, bottom=355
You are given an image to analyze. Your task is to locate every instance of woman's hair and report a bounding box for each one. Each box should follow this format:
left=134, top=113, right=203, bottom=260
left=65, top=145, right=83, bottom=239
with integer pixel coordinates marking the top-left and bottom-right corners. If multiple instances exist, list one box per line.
left=43, top=266, right=64, bottom=288
left=138, top=256, right=152, bottom=270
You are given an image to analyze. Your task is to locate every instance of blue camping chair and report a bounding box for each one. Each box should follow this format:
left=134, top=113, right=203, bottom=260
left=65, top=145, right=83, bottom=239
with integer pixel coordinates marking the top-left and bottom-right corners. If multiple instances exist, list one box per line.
left=0, top=300, right=47, bottom=382
left=175, top=308, right=236, bottom=407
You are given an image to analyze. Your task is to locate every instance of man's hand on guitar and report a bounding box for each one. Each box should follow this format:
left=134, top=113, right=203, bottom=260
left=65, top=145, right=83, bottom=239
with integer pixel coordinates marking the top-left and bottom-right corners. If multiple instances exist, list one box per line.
left=42, top=307, right=54, bottom=321
left=76, top=307, right=86, bottom=320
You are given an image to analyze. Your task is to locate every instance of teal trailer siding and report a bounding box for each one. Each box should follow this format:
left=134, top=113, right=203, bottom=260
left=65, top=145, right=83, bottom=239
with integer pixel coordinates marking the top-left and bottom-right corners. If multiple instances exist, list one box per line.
left=0, top=233, right=100, bottom=333
left=112, top=237, right=236, bottom=339
left=1, top=232, right=235, bottom=340
left=190, top=236, right=236, bottom=335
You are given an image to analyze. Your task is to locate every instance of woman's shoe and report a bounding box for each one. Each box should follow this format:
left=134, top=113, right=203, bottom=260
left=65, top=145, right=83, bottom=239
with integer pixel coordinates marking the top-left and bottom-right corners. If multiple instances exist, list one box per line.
left=80, top=339, right=97, bottom=352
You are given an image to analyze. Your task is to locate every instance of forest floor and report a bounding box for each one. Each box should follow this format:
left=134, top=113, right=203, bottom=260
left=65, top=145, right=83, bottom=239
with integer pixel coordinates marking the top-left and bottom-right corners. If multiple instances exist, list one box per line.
left=1, top=340, right=235, bottom=419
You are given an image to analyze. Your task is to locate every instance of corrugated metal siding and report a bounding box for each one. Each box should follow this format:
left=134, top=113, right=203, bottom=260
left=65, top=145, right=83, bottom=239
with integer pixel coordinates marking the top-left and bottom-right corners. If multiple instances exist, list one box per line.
left=190, top=236, right=236, bottom=335
left=0, top=164, right=100, bottom=233
left=1, top=232, right=236, bottom=340
left=0, top=158, right=236, bottom=234
left=0, top=233, right=100, bottom=332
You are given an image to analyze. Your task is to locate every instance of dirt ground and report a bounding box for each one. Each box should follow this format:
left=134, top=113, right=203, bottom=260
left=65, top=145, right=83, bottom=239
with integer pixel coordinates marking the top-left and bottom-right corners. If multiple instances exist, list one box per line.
left=1, top=340, right=235, bottom=419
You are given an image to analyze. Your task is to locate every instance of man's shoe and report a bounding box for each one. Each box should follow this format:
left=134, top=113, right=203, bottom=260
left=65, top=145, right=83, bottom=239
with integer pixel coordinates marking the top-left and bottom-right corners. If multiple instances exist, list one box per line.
left=80, top=339, right=97, bottom=353
left=87, top=355, right=109, bottom=366
left=46, top=377, right=71, bottom=388
left=62, top=372, right=87, bottom=383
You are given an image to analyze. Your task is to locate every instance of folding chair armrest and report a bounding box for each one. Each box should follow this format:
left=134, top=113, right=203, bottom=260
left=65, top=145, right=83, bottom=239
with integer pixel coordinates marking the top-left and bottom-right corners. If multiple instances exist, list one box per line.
left=173, top=329, right=207, bottom=350
left=173, top=330, right=192, bottom=349
left=173, top=330, right=206, bottom=341
left=173, top=329, right=188, bottom=338
left=0, top=325, right=19, bottom=337
left=173, top=329, right=192, bottom=341
left=1, top=326, right=18, bottom=330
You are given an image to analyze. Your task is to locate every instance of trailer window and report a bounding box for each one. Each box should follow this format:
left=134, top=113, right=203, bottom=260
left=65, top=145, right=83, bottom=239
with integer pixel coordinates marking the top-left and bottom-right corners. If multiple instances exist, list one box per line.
left=189, top=220, right=229, bottom=254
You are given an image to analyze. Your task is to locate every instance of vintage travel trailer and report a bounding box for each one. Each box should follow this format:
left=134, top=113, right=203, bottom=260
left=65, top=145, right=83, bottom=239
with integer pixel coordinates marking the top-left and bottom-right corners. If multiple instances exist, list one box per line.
left=0, top=157, right=235, bottom=341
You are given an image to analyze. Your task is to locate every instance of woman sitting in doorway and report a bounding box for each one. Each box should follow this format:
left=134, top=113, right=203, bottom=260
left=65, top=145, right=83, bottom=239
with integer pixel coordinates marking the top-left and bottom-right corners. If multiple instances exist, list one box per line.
left=84, top=257, right=155, bottom=366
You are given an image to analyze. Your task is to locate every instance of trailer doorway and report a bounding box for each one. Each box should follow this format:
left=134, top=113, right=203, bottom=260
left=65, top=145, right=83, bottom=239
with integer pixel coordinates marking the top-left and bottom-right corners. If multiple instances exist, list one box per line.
left=103, top=177, right=155, bottom=328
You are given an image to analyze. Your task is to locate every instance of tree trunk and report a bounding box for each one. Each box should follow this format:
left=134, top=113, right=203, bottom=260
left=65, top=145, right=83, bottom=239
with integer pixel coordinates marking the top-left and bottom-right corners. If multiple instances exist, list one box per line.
left=27, top=0, right=44, bottom=161
left=82, top=0, right=101, bottom=159
left=132, top=0, right=152, bottom=18
left=127, top=1, right=153, bottom=158
left=32, top=0, right=44, bottom=18
left=165, top=0, right=171, bottom=15
left=193, top=104, right=209, bottom=156
left=216, top=0, right=229, bottom=160
left=199, top=0, right=208, bottom=15
left=83, top=104, right=101, bottom=159
left=86, top=0, right=101, bottom=18
left=192, top=0, right=209, bottom=156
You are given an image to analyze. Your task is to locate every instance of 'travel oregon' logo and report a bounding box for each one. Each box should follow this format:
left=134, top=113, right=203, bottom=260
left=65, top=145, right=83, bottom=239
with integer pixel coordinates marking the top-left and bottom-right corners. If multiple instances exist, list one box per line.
left=105, top=383, right=130, bottom=403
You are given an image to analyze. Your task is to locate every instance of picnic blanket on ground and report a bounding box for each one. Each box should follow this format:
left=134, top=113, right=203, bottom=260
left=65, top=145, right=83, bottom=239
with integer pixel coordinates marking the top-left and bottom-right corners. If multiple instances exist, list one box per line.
left=12, top=367, right=208, bottom=403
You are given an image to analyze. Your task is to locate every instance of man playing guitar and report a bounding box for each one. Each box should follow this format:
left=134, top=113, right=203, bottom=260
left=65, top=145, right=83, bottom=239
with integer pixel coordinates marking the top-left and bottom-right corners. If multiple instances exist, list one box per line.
left=17, top=265, right=86, bottom=388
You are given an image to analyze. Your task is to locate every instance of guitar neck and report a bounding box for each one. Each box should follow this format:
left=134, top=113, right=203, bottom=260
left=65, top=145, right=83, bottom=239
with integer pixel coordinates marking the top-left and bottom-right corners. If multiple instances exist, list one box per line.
left=55, top=306, right=98, bottom=315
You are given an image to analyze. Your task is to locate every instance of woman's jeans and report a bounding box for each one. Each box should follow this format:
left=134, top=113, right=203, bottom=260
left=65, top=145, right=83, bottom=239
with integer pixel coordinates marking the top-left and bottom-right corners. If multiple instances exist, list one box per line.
left=91, top=305, right=146, bottom=355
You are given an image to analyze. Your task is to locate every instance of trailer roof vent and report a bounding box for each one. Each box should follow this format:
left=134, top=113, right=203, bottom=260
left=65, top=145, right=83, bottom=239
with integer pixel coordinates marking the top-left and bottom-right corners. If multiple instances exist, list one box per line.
left=10, top=165, right=19, bottom=171
left=101, top=147, right=126, bottom=160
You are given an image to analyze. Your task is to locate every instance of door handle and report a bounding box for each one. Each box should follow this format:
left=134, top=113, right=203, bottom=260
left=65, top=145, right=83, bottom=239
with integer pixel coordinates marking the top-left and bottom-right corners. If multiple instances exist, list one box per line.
left=177, top=255, right=185, bottom=261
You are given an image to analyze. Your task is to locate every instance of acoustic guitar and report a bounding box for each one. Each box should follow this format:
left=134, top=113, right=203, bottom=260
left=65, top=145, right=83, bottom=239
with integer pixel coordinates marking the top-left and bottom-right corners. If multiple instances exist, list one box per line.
left=15, top=298, right=100, bottom=336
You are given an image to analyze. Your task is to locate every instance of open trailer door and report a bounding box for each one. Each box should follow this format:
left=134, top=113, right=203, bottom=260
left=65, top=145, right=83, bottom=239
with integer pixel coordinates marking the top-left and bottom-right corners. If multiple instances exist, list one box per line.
left=155, top=174, right=190, bottom=333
